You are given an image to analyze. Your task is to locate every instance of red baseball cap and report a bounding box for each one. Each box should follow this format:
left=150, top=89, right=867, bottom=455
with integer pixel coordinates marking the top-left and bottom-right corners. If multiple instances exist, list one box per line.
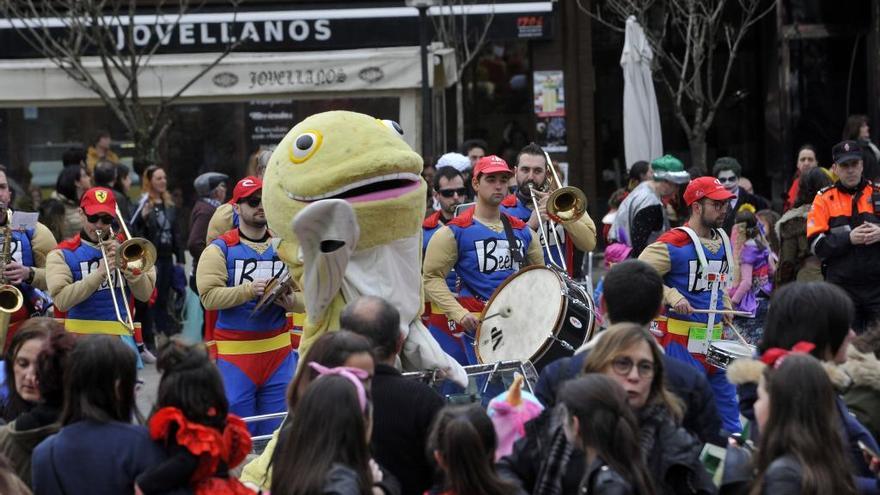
left=80, top=187, right=117, bottom=217
left=473, top=155, right=512, bottom=178
left=230, top=176, right=263, bottom=204
left=683, top=177, right=735, bottom=206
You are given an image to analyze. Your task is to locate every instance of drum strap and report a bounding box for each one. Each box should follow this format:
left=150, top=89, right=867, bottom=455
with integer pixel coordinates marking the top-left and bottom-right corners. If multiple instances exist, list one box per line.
left=500, top=215, right=525, bottom=265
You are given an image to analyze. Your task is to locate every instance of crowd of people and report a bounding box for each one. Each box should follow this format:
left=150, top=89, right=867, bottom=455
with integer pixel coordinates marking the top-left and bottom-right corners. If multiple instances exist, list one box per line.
left=0, top=116, right=876, bottom=495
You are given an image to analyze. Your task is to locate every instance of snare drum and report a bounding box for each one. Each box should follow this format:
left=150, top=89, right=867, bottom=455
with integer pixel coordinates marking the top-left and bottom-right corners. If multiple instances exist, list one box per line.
left=706, top=340, right=755, bottom=370
left=475, top=266, right=596, bottom=371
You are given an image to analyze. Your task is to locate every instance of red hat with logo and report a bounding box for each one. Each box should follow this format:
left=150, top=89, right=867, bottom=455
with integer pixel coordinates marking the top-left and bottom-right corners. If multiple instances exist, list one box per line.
left=230, top=176, right=263, bottom=204
left=473, top=155, right=512, bottom=178
left=80, top=187, right=117, bottom=217
left=683, top=176, right=735, bottom=206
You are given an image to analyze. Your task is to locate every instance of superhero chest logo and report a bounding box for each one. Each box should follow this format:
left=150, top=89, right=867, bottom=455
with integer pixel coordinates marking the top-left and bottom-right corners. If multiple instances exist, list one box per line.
left=474, top=239, right=523, bottom=273
left=79, top=259, right=116, bottom=291
left=232, top=259, right=287, bottom=286
left=0, top=236, right=23, bottom=264
left=686, top=259, right=729, bottom=292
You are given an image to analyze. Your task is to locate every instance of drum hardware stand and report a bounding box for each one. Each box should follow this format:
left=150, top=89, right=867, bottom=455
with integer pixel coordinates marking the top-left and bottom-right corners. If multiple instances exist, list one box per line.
left=548, top=334, right=575, bottom=352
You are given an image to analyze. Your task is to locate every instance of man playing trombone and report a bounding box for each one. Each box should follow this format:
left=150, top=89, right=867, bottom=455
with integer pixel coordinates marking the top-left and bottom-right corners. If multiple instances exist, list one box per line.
left=500, top=143, right=597, bottom=275
left=46, top=187, right=156, bottom=362
left=424, top=156, right=545, bottom=365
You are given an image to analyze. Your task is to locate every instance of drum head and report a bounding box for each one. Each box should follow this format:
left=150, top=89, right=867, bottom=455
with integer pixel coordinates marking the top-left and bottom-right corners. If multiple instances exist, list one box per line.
left=712, top=340, right=755, bottom=357
left=476, top=266, right=564, bottom=364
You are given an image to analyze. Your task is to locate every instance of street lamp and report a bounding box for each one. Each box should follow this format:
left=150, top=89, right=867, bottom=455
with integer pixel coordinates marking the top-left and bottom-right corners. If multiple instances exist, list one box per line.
left=407, top=0, right=438, bottom=160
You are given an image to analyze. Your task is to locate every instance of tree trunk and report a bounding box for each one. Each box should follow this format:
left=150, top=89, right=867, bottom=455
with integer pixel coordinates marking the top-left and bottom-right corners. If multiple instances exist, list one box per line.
left=455, top=81, right=464, bottom=147
left=131, top=132, right=161, bottom=175
left=688, top=133, right=708, bottom=175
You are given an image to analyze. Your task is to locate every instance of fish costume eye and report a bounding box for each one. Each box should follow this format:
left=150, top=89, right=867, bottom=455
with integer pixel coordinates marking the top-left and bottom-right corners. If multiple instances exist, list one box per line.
left=289, top=131, right=323, bottom=163
left=381, top=119, right=404, bottom=136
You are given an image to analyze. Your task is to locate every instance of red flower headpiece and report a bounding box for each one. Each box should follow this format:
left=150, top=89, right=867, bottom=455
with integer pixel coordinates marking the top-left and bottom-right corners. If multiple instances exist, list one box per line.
left=760, top=341, right=816, bottom=369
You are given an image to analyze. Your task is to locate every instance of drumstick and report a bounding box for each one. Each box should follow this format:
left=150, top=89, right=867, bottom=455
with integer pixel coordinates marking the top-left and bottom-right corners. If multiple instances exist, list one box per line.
left=691, top=309, right=752, bottom=317
left=727, top=322, right=751, bottom=347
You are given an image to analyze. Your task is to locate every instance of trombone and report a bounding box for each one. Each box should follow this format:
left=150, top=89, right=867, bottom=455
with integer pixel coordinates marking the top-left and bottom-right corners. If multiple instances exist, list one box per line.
left=526, top=149, right=588, bottom=273
left=95, top=205, right=157, bottom=334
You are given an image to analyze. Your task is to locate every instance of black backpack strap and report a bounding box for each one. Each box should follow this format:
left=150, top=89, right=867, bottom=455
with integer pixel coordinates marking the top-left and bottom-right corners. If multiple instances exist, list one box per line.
left=499, top=214, right=525, bottom=265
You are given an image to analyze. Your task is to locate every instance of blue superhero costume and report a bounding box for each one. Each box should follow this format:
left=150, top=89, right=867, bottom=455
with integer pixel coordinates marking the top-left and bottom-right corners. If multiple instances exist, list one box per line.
left=57, top=233, right=143, bottom=367
left=421, top=211, right=466, bottom=362
left=3, top=227, right=47, bottom=349
left=435, top=208, right=532, bottom=365
left=500, top=194, right=573, bottom=274
left=652, top=227, right=741, bottom=433
left=211, top=230, right=296, bottom=435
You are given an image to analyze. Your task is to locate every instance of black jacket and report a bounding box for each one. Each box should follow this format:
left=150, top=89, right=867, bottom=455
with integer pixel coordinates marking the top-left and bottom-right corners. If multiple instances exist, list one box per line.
left=371, top=364, right=445, bottom=495
left=580, top=459, right=635, bottom=495
left=130, top=199, right=186, bottom=263
left=498, top=405, right=716, bottom=495
left=534, top=350, right=724, bottom=445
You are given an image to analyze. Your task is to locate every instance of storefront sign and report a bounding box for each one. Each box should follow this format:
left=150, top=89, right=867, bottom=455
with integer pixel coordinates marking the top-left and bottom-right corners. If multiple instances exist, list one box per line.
left=0, top=2, right=554, bottom=59
left=0, top=47, right=455, bottom=104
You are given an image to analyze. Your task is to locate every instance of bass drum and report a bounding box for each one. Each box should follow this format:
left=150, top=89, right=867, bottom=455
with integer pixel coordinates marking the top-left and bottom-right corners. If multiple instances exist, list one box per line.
left=475, top=266, right=596, bottom=371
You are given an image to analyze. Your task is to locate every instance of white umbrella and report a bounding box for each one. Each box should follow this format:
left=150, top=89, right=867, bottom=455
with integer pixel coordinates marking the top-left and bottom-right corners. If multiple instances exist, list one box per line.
left=621, top=16, right=663, bottom=171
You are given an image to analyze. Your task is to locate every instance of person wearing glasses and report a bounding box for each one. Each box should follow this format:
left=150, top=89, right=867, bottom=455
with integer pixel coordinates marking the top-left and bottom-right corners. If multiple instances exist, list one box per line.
left=713, top=157, right=768, bottom=233
left=196, top=176, right=299, bottom=435
left=638, top=176, right=742, bottom=435
left=500, top=142, right=597, bottom=273
left=422, top=166, right=468, bottom=358
left=45, top=187, right=156, bottom=361
left=423, top=156, right=545, bottom=365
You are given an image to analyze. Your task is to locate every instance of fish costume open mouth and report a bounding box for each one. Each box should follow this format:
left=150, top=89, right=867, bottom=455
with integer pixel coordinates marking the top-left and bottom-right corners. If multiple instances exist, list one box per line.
left=263, top=110, right=466, bottom=386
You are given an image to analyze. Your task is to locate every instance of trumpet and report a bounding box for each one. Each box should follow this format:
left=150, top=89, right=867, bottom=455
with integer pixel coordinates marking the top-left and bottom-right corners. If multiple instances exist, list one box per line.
left=95, top=205, right=157, bottom=334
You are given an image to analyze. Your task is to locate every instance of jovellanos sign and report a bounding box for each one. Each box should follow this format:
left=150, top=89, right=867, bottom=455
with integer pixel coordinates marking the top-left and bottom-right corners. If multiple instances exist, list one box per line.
left=0, top=2, right=553, bottom=58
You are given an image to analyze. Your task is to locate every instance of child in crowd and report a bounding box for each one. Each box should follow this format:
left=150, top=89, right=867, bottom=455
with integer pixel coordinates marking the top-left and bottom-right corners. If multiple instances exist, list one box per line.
left=271, top=364, right=399, bottom=495
left=135, top=340, right=252, bottom=495
left=748, top=353, right=857, bottom=494
left=558, top=374, right=656, bottom=495
left=730, top=210, right=774, bottom=345
left=427, top=404, right=522, bottom=495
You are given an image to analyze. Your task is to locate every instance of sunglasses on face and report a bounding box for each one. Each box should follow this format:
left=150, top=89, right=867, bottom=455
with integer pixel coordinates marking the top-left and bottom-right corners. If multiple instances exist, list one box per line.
left=438, top=188, right=467, bottom=198
left=239, top=196, right=262, bottom=207
left=716, top=176, right=738, bottom=183
left=86, top=214, right=114, bottom=225
left=701, top=200, right=729, bottom=211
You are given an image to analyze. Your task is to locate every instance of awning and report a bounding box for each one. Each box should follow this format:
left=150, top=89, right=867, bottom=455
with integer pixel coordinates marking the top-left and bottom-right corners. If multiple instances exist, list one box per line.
left=0, top=46, right=457, bottom=106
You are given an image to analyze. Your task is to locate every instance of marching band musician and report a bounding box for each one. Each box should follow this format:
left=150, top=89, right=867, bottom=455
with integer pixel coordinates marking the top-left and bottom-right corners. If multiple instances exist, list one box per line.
left=638, top=177, right=741, bottom=434
left=0, top=166, right=57, bottom=350
left=423, top=156, right=544, bottom=365
left=500, top=143, right=597, bottom=274
left=422, top=166, right=467, bottom=356
left=196, top=177, right=298, bottom=435
left=45, top=187, right=156, bottom=363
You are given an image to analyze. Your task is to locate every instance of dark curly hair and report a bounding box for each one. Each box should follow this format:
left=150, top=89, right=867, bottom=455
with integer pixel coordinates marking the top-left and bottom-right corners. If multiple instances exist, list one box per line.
left=154, top=338, right=228, bottom=430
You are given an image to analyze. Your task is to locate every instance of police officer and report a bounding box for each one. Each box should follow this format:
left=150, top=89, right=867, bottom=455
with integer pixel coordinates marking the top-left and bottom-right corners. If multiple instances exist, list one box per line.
left=197, top=176, right=298, bottom=435
left=423, top=155, right=544, bottom=364
left=807, top=140, right=880, bottom=332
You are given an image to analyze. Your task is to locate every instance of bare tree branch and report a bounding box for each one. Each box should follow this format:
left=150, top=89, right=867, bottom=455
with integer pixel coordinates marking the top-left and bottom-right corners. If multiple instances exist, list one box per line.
left=578, top=0, right=776, bottom=168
